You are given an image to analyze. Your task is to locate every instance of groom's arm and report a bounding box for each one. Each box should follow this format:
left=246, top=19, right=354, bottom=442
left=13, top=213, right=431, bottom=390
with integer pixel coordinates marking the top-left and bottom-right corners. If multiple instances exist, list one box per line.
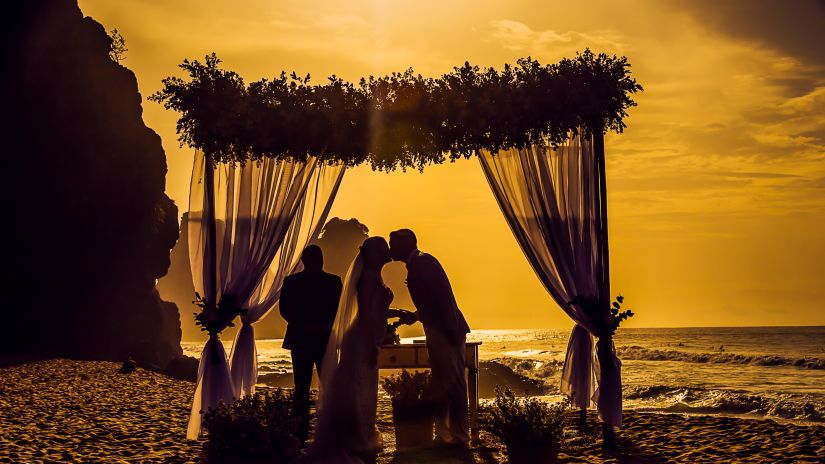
left=388, top=308, right=417, bottom=324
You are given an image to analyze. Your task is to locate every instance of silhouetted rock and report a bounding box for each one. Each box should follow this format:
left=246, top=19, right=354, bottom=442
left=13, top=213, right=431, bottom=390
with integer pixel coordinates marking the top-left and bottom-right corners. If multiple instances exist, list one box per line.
left=160, top=216, right=372, bottom=341
left=157, top=213, right=211, bottom=341
left=159, top=216, right=423, bottom=342
left=162, top=355, right=199, bottom=382
left=477, top=361, right=549, bottom=398
left=314, top=217, right=370, bottom=278
left=313, top=217, right=418, bottom=337
left=2, top=0, right=182, bottom=367
left=157, top=213, right=197, bottom=339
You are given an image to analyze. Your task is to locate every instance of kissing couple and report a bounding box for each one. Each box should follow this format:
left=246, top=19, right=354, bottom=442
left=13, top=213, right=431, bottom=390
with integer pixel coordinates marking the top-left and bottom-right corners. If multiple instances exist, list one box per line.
left=289, top=229, right=471, bottom=463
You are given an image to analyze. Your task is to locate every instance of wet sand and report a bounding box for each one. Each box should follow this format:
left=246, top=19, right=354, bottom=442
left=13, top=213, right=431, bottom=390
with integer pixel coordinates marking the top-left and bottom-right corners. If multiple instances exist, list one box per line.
left=1, top=359, right=823, bottom=463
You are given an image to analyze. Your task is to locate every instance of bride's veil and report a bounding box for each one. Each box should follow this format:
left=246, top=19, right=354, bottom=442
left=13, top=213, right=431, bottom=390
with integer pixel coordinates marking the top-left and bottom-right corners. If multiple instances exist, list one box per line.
left=317, top=250, right=364, bottom=411
left=302, top=243, right=382, bottom=461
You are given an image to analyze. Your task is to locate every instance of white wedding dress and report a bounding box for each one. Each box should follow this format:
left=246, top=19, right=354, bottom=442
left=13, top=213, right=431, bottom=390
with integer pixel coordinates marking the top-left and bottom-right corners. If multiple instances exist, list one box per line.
left=300, top=251, right=392, bottom=463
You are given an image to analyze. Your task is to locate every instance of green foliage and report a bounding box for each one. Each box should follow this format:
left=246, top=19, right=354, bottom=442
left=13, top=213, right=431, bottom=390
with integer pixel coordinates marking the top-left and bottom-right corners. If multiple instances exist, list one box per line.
left=150, top=50, right=642, bottom=170
left=193, top=292, right=247, bottom=336
left=569, top=294, right=635, bottom=337
left=202, top=389, right=301, bottom=463
left=107, top=29, right=127, bottom=63
left=479, top=387, right=569, bottom=448
left=381, top=370, right=432, bottom=405
left=609, top=294, right=635, bottom=330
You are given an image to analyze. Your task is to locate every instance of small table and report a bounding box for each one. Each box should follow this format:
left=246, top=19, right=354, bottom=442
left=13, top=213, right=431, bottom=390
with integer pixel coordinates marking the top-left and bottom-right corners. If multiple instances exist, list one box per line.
left=378, top=341, right=481, bottom=440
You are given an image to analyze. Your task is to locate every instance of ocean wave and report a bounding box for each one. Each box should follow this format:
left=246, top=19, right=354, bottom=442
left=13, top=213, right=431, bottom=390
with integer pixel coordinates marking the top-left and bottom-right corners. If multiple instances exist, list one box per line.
left=624, top=384, right=825, bottom=423
left=618, top=346, right=825, bottom=370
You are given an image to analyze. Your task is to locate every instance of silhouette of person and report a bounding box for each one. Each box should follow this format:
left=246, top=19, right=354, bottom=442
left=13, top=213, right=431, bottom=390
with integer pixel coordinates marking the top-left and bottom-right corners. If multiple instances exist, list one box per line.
left=389, top=229, right=471, bottom=447
left=280, top=245, right=343, bottom=437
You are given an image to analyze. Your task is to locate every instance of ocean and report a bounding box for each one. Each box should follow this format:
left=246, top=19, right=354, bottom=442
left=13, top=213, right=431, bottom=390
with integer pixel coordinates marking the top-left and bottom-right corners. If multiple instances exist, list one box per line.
left=181, top=326, right=825, bottom=424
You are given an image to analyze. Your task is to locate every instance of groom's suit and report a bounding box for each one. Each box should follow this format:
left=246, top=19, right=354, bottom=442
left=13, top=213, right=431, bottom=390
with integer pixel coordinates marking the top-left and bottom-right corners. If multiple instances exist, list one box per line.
left=406, top=249, right=471, bottom=445
left=280, top=268, right=342, bottom=432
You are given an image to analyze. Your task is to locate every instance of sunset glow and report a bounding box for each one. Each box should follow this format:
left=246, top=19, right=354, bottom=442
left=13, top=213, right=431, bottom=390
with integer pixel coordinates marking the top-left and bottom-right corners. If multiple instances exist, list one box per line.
left=80, top=0, right=825, bottom=329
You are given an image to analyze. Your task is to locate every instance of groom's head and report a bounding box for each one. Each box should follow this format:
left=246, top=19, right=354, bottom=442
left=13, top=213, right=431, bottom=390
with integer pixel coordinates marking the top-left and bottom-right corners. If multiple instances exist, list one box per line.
left=389, top=229, right=417, bottom=262
left=301, top=245, right=323, bottom=272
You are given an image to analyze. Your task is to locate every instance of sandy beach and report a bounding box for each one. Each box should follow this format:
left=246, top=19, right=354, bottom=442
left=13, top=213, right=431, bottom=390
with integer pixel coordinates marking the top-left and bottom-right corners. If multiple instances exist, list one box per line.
left=1, top=359, right=823, bottom=463
left=0, top=359, right=203, bottom=463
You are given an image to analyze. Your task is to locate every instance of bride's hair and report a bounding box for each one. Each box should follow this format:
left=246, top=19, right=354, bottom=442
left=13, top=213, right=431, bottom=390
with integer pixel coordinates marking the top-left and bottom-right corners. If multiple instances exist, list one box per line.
left=360, top=236, right=386, bottom=252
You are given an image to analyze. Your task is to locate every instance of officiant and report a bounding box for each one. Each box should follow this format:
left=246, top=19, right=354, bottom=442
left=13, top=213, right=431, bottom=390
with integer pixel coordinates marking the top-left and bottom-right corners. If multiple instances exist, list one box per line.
left=279, top=245, right=343, bottom=435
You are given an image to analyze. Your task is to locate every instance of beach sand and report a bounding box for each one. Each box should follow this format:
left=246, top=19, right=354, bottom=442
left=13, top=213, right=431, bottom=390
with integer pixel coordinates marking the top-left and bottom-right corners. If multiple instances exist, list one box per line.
left=1, top=359, right=823, bottom=463
left=0, top=358, right=203, bottom=463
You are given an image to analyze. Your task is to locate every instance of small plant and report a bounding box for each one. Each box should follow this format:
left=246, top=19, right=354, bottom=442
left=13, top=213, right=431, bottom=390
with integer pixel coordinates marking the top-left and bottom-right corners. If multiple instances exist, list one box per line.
left=569, top=294, right=634, bottom=337
left=193, top=292, right=247, bottom=336
left=383, top=319, right=403, bottom=345
left=202, top=388, right=301, bottom=463
left=479, top=387, right=569, bottom=453
left=381, top=370, right=431, bottom=405
left=107, top=28, right=127, bottom=63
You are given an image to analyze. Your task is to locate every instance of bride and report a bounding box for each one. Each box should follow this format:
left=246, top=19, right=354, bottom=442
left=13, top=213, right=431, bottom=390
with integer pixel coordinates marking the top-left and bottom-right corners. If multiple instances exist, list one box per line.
left=300, top=236, right=409, bottom=462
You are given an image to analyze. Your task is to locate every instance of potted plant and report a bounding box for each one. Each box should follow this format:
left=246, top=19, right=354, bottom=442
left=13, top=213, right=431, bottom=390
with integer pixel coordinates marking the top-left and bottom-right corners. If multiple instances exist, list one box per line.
left=381, top=370, right=434, bottom=449
left=480, top=387, right=569, bottom=464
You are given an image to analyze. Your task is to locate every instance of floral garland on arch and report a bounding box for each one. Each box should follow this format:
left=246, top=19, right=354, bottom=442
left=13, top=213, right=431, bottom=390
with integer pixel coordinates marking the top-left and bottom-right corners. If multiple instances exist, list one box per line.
left=150, top=49, right=642, bottom=170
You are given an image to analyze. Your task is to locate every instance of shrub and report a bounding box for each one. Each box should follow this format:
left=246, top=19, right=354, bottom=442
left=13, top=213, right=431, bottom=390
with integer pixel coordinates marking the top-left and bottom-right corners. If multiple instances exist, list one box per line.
left=382, top=370, right=435, bottom=448
left=381, top=370, right=432, bottom=405
left=107, top=28, right=127, bottom=63
left=480, top=387, right=569, bottom=449
left=202, top=388, right=301, bottom=463
left=151, top=51, right=643, bottom=170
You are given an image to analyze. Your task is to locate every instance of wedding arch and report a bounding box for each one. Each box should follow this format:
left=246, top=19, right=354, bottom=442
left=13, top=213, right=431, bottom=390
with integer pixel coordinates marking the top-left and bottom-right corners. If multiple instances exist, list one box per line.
left=150, top=49, right=643, bottom=439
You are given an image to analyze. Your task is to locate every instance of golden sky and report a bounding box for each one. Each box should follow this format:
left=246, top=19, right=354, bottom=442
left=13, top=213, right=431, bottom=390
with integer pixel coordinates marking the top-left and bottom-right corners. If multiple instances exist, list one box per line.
left=79, top=0, right=825, bottom=328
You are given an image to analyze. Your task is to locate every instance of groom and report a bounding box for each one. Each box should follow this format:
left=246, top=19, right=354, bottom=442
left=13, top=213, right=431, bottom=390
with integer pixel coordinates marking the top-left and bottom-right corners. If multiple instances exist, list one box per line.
left=389, top=229, right=471, bottom=447
left=280, top=245, right=343, bottom=437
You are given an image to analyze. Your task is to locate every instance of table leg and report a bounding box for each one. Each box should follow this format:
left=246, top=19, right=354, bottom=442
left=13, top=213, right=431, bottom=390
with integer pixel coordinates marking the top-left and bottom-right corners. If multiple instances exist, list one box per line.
left=468, top=366, right=479, bottom=441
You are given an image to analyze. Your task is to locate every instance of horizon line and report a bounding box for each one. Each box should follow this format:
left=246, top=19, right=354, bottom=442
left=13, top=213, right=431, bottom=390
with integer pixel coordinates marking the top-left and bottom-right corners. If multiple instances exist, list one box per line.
left=179, top=324, right=825, bottom=342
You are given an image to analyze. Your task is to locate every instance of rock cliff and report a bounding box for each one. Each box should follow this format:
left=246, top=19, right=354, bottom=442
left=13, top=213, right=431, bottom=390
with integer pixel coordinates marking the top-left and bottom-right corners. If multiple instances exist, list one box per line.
left=3, top=0, right=182, bottom=367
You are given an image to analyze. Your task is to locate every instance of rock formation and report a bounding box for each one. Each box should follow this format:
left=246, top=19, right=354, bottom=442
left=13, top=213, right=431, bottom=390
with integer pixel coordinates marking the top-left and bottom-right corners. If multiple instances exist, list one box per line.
left=3, top=0, right=182, bottom=367
left=157, top=216, right=419, bottom=341
left=156, top=213, right=201, bottom=341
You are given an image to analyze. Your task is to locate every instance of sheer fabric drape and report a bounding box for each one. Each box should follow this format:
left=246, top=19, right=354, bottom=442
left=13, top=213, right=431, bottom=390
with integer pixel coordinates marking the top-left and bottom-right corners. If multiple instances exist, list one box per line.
left=478, top=132, right=622, bottom=427
left=228, top=162, right=344, bottom=398
left=186, top=151, right=344, bottom=439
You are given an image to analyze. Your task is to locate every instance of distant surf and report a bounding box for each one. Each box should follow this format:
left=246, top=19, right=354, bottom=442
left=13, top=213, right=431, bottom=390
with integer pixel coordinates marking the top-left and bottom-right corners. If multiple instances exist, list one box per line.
left=183, top=326, right=825, bottom=424
left=618, top=346, right=825, bottom=370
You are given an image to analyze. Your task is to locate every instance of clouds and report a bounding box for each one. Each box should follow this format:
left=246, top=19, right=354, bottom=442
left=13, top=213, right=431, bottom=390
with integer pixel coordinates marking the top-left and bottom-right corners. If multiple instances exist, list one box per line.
left=76, top=0, right=825, bottom=327
left=488, top=19, right=625, bottom=59
left=668, top=0, right=825, bottom=68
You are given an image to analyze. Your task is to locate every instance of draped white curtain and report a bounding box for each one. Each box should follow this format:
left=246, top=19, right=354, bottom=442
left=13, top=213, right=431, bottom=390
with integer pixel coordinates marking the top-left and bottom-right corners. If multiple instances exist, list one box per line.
left=186, top=151, right=345, bottom=439
left=228, top=161, right=344, bottom=398
left=479, top=131, right=622, bottom=427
